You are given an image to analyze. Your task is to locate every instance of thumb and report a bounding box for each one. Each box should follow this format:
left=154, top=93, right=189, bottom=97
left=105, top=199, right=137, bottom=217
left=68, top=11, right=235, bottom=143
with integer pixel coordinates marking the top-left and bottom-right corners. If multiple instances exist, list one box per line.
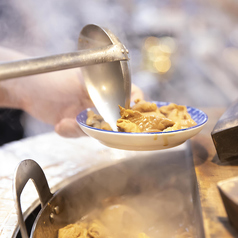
left=55, top=118, right=85, bottom=138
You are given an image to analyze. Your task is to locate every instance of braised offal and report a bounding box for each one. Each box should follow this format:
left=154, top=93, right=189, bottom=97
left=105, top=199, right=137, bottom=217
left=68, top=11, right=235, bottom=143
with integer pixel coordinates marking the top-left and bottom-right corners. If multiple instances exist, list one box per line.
left=85, top=99, right=197, bottom=132
left=117, top=99, right=197, bottom=133
left=117, top=106, right=174, bottom=133
left=58, top=195, right=194, bottom=238
left=86, top=110, right=112, bottom=131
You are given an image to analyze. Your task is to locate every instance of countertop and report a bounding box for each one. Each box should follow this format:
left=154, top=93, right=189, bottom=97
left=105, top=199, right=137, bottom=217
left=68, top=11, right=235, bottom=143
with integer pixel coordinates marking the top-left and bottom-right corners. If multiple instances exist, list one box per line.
left=1, top=108, right=238, bottom=238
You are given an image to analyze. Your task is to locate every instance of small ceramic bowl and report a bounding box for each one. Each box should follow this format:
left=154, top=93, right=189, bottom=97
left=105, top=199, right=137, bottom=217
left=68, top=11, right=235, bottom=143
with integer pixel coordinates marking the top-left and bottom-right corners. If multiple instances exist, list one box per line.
left=76, top=102, right=208, bottom=151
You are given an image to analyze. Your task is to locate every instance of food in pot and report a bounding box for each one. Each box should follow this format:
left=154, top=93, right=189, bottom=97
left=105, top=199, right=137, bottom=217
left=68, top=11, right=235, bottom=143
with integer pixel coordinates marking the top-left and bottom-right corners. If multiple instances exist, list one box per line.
left=58, top=219, right=110, bottom=238
left=58, top=194, right=194, bottom=238
left=58, top=223, right=88, bottom=238
left=58, top=203, right=150, bottom=238
left=86, top=99, right=197, bottom=133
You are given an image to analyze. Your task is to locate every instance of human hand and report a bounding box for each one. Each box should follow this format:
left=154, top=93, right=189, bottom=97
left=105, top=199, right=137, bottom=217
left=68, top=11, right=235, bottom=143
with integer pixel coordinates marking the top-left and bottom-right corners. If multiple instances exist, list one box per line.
left=19, top=72, right=144, bottom=138
left=0, top=47, right=144, bottom=138
left=3, top=69, right=94, bottom=137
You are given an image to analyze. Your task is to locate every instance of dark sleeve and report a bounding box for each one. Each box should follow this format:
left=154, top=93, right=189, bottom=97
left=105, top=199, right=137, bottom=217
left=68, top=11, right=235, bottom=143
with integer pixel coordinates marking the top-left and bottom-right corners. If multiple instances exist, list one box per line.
left=0, top=109, right=24, bottom=145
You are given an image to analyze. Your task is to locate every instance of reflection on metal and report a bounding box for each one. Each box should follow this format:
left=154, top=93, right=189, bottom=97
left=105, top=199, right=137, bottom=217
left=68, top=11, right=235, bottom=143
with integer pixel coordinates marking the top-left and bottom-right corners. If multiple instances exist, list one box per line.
left=13, top=142, right=205, bottom=238
left=13, top=159, right=53, bottom=238
left=0, top=25, right=129, bottom=80
left=78, top=24, right=131, bottom=130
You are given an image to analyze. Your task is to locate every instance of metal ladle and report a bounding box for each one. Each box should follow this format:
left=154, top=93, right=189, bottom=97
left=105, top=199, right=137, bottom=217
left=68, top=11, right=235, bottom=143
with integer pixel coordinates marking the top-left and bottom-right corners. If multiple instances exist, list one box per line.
left=0, top=24, right=131, bottom=130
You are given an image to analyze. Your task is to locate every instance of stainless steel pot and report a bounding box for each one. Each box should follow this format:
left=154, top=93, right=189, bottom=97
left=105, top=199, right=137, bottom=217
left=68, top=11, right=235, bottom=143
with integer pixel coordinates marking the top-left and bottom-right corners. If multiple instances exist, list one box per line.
left=13, top=146, right=205, bottom=238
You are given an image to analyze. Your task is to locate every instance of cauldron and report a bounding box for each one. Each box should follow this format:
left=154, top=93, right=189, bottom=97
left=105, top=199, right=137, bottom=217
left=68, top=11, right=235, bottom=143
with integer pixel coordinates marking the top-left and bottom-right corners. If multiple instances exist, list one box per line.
left=13, top=145, right=204, bottom=238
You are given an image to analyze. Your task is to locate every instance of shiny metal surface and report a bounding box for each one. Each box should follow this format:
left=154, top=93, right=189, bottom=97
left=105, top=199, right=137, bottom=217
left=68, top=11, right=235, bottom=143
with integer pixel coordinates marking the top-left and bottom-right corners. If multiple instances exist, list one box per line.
left=13, top=160, right=53, bottom=238
left=0, top=44, right=128, bottom=80
left=78, top=24, right=131, bottom=130
left=13, top=143, right=205, bottom=238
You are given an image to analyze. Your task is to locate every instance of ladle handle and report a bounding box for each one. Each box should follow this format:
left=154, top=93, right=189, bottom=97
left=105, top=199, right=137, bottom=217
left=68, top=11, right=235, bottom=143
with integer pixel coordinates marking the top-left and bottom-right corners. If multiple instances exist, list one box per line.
left=13, top=159, right=53, bottom=238
left=0, top=44, right=128, bottom=80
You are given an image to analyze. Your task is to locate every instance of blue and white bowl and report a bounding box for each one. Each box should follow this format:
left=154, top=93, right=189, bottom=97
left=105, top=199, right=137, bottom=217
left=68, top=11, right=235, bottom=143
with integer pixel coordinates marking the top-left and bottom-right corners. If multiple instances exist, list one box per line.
left=76, top=102, right=208, bottom=151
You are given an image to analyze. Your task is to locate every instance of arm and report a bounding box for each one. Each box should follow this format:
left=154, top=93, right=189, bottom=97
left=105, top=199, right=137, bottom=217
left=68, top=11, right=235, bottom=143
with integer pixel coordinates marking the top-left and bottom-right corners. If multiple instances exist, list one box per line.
left=0, top=47, right=29, bottom=109
left=0, top=47, right=144, bottom=137
left=0, top=81, right=20, bottom=108
left=0, top=47, right=94, bottom=137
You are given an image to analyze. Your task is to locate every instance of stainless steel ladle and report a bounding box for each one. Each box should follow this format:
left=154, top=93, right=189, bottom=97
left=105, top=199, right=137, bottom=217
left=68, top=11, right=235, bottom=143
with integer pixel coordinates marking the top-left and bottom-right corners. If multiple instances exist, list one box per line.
left=0, top=24, right=131, bottom=130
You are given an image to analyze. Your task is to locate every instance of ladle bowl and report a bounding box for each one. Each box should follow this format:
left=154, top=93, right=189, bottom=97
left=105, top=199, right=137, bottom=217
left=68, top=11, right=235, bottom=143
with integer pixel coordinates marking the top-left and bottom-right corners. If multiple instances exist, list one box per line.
left=78, top=25, right=131, bottom=130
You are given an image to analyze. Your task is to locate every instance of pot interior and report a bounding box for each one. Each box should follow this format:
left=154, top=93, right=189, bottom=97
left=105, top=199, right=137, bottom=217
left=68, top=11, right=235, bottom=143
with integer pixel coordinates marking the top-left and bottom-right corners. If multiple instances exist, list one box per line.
left=15, top=143, right=205, bottom=238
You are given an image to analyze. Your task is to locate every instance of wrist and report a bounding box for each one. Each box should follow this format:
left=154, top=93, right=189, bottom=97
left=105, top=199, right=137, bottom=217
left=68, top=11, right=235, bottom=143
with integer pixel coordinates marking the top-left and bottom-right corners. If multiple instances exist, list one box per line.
left=0, top=47, right=29, bottom=110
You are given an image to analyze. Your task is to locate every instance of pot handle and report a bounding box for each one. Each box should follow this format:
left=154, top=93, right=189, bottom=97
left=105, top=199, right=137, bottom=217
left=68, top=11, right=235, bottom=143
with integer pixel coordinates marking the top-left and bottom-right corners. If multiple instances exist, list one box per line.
left=13, top=159, right=53, bottom=238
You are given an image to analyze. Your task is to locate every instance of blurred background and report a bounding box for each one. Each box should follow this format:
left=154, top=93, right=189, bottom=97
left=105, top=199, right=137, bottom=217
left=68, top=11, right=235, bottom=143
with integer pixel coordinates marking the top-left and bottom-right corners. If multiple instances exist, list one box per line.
left=0, top=0, right=238, bottom=144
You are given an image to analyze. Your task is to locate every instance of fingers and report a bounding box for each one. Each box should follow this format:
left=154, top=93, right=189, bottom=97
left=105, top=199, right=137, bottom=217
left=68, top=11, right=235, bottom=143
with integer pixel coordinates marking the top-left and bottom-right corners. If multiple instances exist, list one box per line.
left=55, top=118, right=86, bottom=138
left=131, top=84, right=144, bottom=102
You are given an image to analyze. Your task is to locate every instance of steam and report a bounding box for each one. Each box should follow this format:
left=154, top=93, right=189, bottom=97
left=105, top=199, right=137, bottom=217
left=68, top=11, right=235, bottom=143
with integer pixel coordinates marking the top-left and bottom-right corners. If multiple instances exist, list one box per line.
left=0, top=0, right=78, bottom=54
left=48, top=149, right=200, bottom=238
left=0, top=0, right=131, bottom=137
left=0, top=0, right=128, bottom=55
left=0, top=1, right=102, bottom=135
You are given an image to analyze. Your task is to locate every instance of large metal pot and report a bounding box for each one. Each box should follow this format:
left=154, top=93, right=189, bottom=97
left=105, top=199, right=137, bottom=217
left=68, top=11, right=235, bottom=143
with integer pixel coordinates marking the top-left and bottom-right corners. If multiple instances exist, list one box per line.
left=13, top=146, right=205, bottom=238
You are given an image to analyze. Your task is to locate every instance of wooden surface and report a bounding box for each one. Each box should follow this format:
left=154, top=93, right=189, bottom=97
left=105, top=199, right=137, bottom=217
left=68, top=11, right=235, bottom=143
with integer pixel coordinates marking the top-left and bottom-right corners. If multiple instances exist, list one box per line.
left=191, top=108, right=238, bottom=238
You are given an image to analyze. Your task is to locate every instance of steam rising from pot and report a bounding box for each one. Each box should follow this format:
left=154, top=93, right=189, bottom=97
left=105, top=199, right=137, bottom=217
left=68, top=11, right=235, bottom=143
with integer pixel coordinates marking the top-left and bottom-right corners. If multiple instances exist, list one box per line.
left=35, top=149, right=203, bottom=238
